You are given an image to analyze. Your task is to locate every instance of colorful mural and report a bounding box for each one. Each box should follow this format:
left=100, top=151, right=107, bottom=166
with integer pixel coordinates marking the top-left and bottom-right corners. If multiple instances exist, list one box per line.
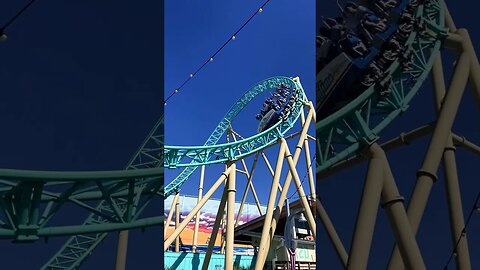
left=165, top=194, right=266, bottom=254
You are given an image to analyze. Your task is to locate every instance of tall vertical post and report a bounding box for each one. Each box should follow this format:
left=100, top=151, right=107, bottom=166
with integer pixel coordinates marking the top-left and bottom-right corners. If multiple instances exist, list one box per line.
left=164, top=166, right=233, bottom=250
left=347, top=143, right=384, bottom=270
left=175, top=197, right=180, bottom=252
left=262, top=105, right=314, bottom=266
left=165, top=193, right=179, bottom=237
left=254, top=141, right=287, bottom=270
left=193, top=165, right=205, bottom=253
left=225, top=162, right=236, bottom=270
left=202, top=187, right=228, bottom=270
left=115, top=230, right=129, bottom=270
left=388, top=40, right=470, bottom=269
left=431, top=53, right=471, bottom=269
left=283, top=139, right=316, bottom=238
left=381, top=151, right=425, bottom=269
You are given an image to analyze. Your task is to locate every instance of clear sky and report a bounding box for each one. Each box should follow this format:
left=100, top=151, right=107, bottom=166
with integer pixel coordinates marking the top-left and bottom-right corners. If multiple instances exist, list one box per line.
left=164, top=0, right=316, bottom=215
left=0, top=1, right=162, bottom=269
left=316, top=1, right=480, bottom=269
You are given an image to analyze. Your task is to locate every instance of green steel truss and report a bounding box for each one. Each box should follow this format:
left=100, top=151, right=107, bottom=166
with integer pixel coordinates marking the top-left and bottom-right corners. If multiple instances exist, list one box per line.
left=1, top=0, right=445, bottom=268
left=35, top=116, right=164, bottom=269
left=164, top=76, right=307, bottom=198
left=316, top=0, right=447, bottom=173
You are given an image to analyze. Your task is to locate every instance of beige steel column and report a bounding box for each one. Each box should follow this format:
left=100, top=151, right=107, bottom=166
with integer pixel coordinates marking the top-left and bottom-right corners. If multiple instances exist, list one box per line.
left=258, top=105, right=314, bottom=265
left=254, top=141, right=287, bottom=270
left=388, top=46, right=470, bottom=269
left=175, top=197, right=180, bottom=252
left=283, top=139, right=316, bottom=238
left=382, top=152, right=425, bottom=270
left=268, top=105, right=314, bottom=243
left=164, top=193, right=179, bottom=237
left=225, top=162, right=236, bottom=270
left=202, top=187, right=228, bottom=270
left=431, top=54, right=471, bottom=269
left=164, top=166, right=233, bottom=250
left=235, top=153, right=261, bottom=226
left=115, top=230, right=129, bottom=270
left=300, top=109, right=316, bottom=199
left=192, top=165, right=205, bottom=253
left=347, top=143, right=384, bottom=270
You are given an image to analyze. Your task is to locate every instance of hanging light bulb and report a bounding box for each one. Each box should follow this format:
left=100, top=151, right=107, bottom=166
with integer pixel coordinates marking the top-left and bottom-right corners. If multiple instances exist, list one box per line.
left=0, top=32, right=7, bottom=42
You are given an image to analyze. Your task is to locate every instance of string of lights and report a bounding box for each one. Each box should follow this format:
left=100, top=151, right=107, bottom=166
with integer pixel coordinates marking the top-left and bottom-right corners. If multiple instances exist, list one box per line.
left=443, top=190, right=480, bottom=269
left=0, top=0, right=39, bottom=39
left=164, top=0, right=271, bottom=106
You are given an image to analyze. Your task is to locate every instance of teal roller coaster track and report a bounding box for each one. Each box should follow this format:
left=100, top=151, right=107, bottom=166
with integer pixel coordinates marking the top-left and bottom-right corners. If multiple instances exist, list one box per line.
left=0, top=0, right=455, bottom=268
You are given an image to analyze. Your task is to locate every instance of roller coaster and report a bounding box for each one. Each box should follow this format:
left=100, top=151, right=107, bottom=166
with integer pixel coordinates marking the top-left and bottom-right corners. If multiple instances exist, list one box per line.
left=0, top=0, right=479, bottom=269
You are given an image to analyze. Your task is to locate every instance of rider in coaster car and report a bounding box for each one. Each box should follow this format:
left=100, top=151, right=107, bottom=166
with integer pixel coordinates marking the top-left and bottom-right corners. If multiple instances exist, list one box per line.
left=343, top=1, right=377, bottom=29
left=339, top=32, right=369, bottom=58
left=361, top=13, right=388, bottom=33
left=323, top=17, right=347, bottom=43
left=376, top=0, right=400, bottom=11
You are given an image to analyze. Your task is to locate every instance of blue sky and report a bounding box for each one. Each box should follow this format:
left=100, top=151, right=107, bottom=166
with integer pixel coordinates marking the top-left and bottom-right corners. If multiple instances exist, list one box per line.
left=164, top=0, right=316, bottom=212
left=0, top=1, right=162, bottom=269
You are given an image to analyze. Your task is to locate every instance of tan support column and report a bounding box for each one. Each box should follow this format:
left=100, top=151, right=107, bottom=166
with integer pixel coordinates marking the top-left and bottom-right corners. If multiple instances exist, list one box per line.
left=225, top=162, right=236, bottom=270
left=347, top=143, right=384, bottom=270
left=115, top=230, right=129, bottom=270
left=431, top=53, right=471, bottom=269
left=388, top=44, right=470, bottom=269
left=202, top=187, right=228, bottom=270
left=193, top=165, right=205, bottom=253
left=254, top=141, right=287, bottom=270
left=164, top=166, right=234, bottom=250
left=283, top=139, right=316, bottom=238
left=164, top=193, right=179, bottom=237
left=175, top=197, right=180, bottom=252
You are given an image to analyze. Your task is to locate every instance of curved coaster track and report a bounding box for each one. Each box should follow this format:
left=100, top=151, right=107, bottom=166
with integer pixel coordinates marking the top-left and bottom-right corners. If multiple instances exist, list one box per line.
left=1, top=0, right=478, bottom=269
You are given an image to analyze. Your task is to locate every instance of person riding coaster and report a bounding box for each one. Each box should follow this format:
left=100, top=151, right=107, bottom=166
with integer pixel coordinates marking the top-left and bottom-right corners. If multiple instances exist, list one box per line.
left=339, top=32, right=369, bottom=58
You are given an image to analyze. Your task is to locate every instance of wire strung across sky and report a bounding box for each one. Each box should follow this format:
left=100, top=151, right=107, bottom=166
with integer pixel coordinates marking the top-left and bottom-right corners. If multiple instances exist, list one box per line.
left=164, top=0, right=271, bottom=106
left=443, top=190, right=480, bottom=269
left=0, top=0, right=38, bottom=34
left=288, top=153, right=317, bottom=201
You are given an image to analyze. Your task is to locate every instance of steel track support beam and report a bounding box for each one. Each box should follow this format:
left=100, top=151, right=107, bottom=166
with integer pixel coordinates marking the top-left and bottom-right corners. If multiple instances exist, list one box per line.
left=164, top=193, right=179, bottom=237
left=261, top=152, right=283, bottom=193
left=381, top=148, right=426, bottom=270
left=316, top=199, right=348, bottom=268
left=175, top=196, right=180, bottom=252
left=192, top=165, right=205, bottom=253
left=255, top=105, right=315, bottom=270
left=283, top=139, right=317, bottom=239
left=231, top=132, right=263, bottom=216
left=431, top=53, right=471, bottom=270
left=347, top=143, right=384, bottom=270
left=254, top=141, right=287, bottom=270
left=235, top=152, right=261, bottom=227
left=225, top=162, right=236, bottom=270
left=300, top=109, right=316, bottom=199
left=388, top=41, right=470, bottom=269
left=263, top=104, right=315, bottom=267
left=164, top=166, right=233, bottom=250
left=201, top=186, right=228, bottom=270
left=115, top=230, right=129, bottom=270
